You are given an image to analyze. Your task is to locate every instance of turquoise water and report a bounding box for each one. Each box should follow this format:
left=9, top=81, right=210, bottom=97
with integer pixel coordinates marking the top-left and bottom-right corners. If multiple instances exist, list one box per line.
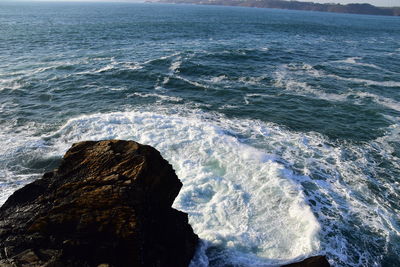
left=0, top=2, right=399, bottom=266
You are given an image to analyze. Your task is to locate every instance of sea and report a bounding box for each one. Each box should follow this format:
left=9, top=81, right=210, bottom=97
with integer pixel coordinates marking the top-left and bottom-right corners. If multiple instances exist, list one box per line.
left=0, top=1, right=399, bottom=266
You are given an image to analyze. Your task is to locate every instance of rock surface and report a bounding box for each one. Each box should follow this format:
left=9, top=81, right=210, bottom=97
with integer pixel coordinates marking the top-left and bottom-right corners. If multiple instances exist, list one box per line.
left=0, top=140, right=199, bottom=267
left=282, top=255, right=330, bottom=267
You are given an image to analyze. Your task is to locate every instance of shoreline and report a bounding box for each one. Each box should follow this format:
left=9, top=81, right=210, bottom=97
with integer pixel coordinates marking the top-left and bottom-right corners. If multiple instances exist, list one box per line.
left=151, top=0, right=400, bottom=16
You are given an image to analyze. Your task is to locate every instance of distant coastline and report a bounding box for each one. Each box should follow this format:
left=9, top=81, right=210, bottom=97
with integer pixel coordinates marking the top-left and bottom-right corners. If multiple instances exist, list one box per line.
left=152, top=0, right=400, bottom=16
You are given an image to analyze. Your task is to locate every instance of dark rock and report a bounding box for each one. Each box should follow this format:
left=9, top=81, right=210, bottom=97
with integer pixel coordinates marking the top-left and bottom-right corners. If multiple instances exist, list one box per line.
left=282, top=255, right=330, bottom=267
left=0, top=140, right=199, bottom=267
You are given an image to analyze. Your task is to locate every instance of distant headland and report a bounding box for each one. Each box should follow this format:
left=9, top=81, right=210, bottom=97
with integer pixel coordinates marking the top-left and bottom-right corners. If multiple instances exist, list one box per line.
left=152, top=0, right=400, bottom=16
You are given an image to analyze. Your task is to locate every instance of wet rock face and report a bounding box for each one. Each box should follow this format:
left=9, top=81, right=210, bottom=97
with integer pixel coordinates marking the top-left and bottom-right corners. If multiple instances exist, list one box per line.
left=0, top=140, right=199, bottom=267
left=282, top=255, right=330, bottom=267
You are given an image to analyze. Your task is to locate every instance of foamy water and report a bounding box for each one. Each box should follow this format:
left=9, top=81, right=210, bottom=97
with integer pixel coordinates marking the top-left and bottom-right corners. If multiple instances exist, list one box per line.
left=1, top=107, right=399, bottom=266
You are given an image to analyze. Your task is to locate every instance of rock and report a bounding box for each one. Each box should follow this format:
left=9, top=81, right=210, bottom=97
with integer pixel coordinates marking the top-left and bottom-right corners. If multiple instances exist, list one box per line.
left=0, top=140, right=199, bottom=267
left=282, top=255, right=330, bottom=267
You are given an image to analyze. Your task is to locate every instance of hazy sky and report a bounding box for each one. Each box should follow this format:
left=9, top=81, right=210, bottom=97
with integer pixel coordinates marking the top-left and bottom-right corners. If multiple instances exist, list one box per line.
left=13, top=0, right=400, bottom=7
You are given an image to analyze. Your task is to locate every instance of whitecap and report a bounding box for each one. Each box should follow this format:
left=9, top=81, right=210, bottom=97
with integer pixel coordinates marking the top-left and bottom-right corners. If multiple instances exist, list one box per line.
left=273, top=66, right=348, bottom=102
left=142, top=52, right=181, bottom=65
left=95, top=64, right=116, bottom=73
left=238, top=75, right=267, bottom=85
left=169, top=57, right=182, bottom=73
left=334, top=57, right=381, bottom=69
left=209, top=75, right=227, bottom=83
left=352, top=91, right=400, bottom=112
left=128, top=92, right=182, bottom=102
left=175, top=75, right=210, bottom=89
left=273, top=64, right=400, bottom=107
left=0, top=78, right=24, bottom=91
left=328, top=75, right=400, bottom=88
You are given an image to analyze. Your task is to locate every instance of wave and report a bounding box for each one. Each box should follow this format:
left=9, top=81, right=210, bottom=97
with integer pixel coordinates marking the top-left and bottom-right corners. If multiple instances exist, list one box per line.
left=352, top=91, right=400, bottom=112
left=273, top=66, right=349, bottom=102
left=142, top=52, right=182, bottom=65
left=0, top=78, right=24, bottom=91
left=208, top=75, right=227, bottom=84
left=175, top=75, right=211, bottom=89
left=328, top=74, right=400, bottom=88
left=95, top=64, right=116, bottom=73
left=273, top=63, right=400, bottom=112
left=0, top=106, right=398, bottom=266
left=0, top=108, right=320, bottom=265
left=76, top=53, right=182, bottom=76
left=279, top=62, right=400, bottom=88
left=169, top=57, right=182, bottom=73
left=239, top=75, right=268, bottom=85
left=128, top=92, right=183, bottom=102
left=334, top=57, right=383, bottom=70
left=0, top=173, right=41, bottom=205
left=244, top=93, right=270, bottom=105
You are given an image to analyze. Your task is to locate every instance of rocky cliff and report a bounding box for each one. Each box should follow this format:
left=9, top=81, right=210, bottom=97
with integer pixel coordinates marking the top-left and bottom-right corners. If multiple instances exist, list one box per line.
left=0, top=140, right=198, bottom=267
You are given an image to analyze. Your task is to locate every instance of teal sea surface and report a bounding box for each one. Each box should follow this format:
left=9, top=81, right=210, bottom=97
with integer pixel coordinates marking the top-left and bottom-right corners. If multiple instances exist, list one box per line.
left=0, top=2, right=399, bottom=266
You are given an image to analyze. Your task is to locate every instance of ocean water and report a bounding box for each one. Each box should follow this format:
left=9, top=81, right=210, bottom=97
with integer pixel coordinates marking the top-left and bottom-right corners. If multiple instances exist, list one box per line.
left=0, top=1, right=399, bottom=266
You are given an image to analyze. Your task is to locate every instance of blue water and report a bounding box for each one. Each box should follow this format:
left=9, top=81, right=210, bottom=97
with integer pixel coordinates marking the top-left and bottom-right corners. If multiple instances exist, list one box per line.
left=0, top=2, right=399, bottom=266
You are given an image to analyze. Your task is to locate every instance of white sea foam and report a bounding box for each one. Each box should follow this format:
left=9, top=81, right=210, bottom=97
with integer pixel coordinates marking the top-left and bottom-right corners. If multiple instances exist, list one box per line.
left=209, top=75, right=227, bottom=83
left=335, top=57, right=382, bottom=69
left=273, top=66, right=348, bottom=102
left=296, top=62, right=400, bottom=88
left=244, top=94, right=269, bottom=105
left=122, top=62, right=143, bottom=70
left=86, top=58, right=144, bottom=74
left=176, top=75, right=210, bottom=89
left=326, top=74, right=400, bottom=88
left=0, top=108, right=320, bottom=265
left=91, top=53, right=183, bottom=75
left=95, top=62, right=117, bottom=73
left=128, top=92, right=183, bottom=102
left=161, top=77, right=170, bottom=86
left=238, top=75, right=267, bottom=85
left=352, top=91, right=400, bottom=112
left=142, top=52, right=181, bottom=65
left=1, top=63, right=63, bottom=77
left=0, top=78, right=24, bottom=91
left=152, top=56, right=183, bottom=89
left=110, top=86, right=127, bottom=91
left=279, top=62, right=400, bottom=88
left=150, top=53, right=187, bottom=89
left=340, top=57, right=361, bottom=64
left=246, top=93, right=267, bottom=97
left=274, top=64, right=400, bottom=111
left=169, top=57, right=182, bottom=73
left=0, top=107, right=398, bottom=266
left=0, top=172, right=42, bottom=205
